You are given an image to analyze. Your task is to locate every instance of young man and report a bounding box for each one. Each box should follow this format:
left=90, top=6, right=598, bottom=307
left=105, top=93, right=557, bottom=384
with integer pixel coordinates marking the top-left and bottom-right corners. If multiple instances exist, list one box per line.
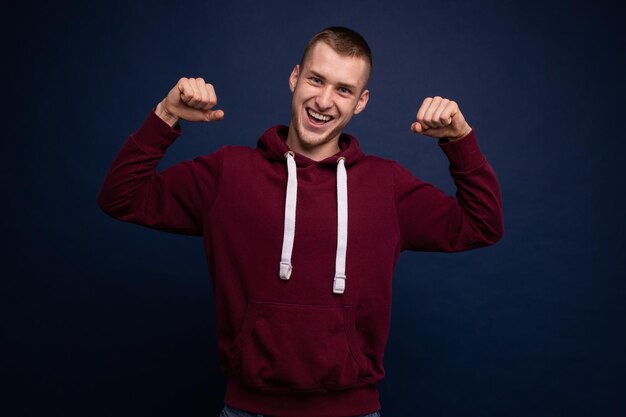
left=98, top=27, right=503, bottom=417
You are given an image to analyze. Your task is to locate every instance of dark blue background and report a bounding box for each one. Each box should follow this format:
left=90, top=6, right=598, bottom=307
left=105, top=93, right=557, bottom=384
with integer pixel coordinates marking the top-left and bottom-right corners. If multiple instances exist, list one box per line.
left=5, top=1, right=625, bottom=416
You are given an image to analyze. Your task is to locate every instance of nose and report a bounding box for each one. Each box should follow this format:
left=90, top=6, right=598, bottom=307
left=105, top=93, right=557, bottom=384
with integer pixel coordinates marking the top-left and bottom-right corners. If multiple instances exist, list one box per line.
left=315, top=86, right=333, bottom=110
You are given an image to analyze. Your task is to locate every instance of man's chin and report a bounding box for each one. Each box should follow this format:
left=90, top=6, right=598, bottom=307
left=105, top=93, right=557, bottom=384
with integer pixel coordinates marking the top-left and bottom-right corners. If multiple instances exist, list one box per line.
left=297, top=127, right=333, bottom=148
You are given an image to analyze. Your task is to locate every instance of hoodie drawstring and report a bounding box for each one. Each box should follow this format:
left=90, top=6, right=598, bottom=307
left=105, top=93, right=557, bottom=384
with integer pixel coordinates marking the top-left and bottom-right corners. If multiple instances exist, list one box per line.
left=279, top=151, right=297, bottom=281
left=279, top=152, right=348, bottom=294
left=333, top=157, right=348, bottom=294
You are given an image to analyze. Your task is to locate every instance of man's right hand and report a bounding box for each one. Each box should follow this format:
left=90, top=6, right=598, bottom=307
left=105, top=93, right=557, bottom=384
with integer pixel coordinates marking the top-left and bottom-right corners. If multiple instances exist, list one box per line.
left=155, top=77, right=224, bottom=127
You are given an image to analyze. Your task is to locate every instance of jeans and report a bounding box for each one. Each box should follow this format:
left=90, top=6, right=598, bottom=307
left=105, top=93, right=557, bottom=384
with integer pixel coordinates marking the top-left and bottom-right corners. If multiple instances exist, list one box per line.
left=220, top=404, right=381, bottom=417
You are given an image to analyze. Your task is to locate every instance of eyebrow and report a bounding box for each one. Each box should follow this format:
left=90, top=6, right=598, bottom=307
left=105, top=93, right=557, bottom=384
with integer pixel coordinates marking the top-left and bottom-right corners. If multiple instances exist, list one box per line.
left=309, top=70, right=358, bottom=91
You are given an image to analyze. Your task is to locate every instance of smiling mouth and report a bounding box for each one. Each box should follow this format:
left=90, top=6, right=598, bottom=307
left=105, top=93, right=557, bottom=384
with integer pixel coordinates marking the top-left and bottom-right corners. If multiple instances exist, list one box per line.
left=306, top=108, right=333, bottom=125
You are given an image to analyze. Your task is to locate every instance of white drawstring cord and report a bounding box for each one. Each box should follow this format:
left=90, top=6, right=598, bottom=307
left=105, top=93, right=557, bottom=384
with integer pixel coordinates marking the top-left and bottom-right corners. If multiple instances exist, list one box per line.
left=279, top=151, right=297, bottom=280
left=278, top=152, right=349, bottom=294
left=333, top=157, right=348, bottom=294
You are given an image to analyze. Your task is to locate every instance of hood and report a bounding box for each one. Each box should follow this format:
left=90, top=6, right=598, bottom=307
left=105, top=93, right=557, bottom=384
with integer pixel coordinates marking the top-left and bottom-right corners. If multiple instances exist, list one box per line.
left=257, top=125, right=365, bottom=167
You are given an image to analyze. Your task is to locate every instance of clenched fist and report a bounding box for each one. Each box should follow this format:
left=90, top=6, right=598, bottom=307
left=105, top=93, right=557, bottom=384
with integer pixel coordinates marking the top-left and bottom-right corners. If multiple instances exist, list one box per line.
left=411, top=96, right=471, bottom=141
left=155, top=77, right=224, bottom=127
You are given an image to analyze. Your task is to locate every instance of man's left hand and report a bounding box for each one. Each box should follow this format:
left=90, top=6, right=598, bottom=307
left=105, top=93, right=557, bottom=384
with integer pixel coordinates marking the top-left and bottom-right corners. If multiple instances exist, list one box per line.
left=411, top=96, right=472, bottom=141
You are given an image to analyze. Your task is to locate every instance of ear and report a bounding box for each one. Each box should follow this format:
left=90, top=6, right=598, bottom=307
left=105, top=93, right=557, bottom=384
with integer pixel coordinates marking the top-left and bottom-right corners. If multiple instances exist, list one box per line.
left=289, top=65, right=300, bottom=93
left=354, top=89, right=369, bottom=115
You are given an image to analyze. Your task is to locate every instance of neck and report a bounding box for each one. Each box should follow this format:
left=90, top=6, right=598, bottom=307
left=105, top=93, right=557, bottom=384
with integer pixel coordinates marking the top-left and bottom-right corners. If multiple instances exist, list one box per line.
left=286, top=126, right=341, bottom=162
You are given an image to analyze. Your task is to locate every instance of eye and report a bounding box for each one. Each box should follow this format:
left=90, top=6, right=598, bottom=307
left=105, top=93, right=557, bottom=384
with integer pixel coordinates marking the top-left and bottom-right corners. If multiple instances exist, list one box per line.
left=338, top=87, right=352, bottom=95
left=309, top=76, right=322, bottom=84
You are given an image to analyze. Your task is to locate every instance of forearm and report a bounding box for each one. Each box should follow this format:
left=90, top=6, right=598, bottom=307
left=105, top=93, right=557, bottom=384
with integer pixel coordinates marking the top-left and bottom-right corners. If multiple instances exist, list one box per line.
left=97, top=112, right=177, bottom=217
left=440, top=130, right=503, bottom=247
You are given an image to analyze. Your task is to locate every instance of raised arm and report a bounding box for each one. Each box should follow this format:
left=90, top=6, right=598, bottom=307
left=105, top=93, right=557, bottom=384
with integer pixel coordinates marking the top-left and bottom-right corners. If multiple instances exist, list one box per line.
left=97, top=78, right=225, bottom=235
left=395, top=97, right=504, bottom=252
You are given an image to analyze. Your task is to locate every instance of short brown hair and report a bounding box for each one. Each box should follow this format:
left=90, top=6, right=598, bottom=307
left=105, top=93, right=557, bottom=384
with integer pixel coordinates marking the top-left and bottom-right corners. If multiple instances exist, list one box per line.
left=300, top=26, right=372, bottom=79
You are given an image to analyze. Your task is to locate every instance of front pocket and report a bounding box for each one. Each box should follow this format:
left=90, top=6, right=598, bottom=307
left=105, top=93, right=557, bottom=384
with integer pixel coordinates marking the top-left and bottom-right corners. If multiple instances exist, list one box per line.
left=229, top=300, right=370, bottom=392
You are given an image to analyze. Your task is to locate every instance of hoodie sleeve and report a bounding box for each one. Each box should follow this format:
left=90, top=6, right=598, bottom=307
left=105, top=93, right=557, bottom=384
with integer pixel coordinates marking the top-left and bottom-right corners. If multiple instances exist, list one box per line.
left=97, top=111, right=223, bottom=236
left=393, top=130, right=504, bottom=252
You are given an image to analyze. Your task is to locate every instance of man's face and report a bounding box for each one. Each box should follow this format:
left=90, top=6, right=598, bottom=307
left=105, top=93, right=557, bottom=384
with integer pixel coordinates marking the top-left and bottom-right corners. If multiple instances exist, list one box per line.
left=287, top=42, right=370, bottom=158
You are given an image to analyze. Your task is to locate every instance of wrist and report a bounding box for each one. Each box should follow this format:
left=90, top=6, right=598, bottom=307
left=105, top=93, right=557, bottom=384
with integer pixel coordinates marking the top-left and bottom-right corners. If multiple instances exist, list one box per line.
left=155, top=100, right=180, bottom=127
left=448, top=125, right=472, bottom=141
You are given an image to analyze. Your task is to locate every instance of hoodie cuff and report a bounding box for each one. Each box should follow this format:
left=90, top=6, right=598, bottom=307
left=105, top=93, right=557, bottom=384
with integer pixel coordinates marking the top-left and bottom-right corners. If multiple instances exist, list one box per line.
left=438, top=129, right=486, bottom=173
left=131, top=109, right=183, bottom=153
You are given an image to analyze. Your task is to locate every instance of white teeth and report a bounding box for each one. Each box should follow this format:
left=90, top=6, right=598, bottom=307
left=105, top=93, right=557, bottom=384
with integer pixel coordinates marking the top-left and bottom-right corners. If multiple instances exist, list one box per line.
left=307, top=109, right=331, bottom=122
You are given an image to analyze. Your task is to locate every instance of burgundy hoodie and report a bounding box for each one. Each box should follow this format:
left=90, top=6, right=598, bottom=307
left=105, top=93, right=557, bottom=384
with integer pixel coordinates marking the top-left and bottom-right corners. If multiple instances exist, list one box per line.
left=98, top=111, right=503, bottom=417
